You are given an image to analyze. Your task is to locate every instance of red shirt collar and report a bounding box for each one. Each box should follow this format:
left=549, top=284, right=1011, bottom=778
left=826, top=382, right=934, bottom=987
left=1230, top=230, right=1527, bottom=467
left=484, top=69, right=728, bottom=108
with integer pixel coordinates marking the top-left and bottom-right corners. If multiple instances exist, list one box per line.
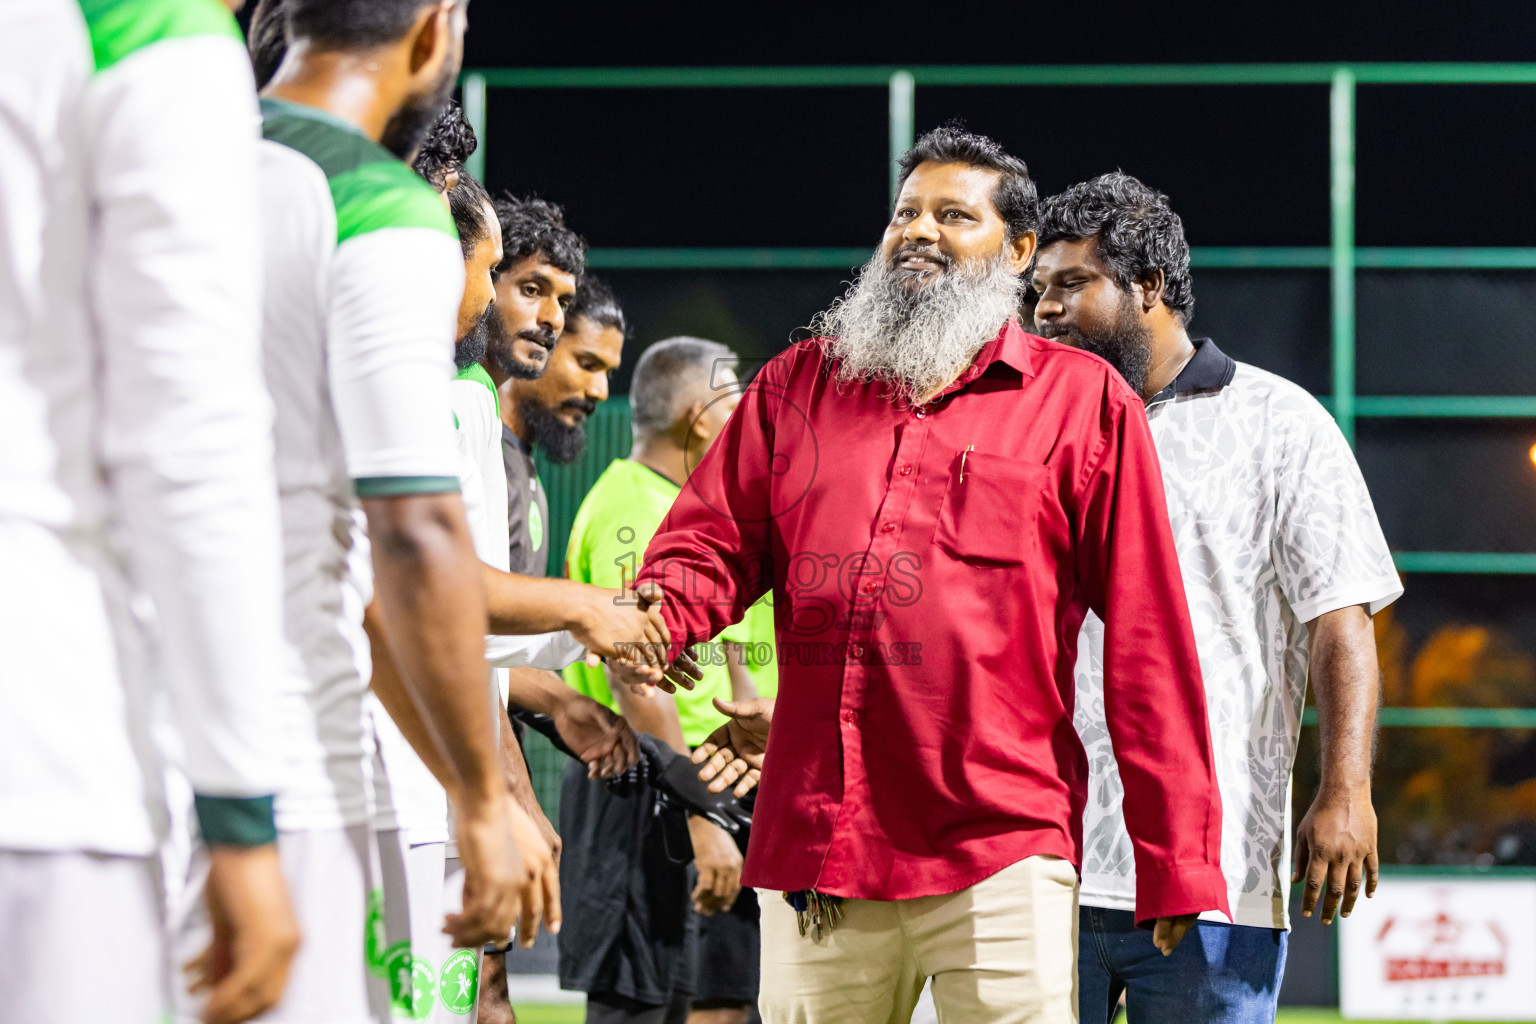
left=933, top=317, right=1036, bottom=400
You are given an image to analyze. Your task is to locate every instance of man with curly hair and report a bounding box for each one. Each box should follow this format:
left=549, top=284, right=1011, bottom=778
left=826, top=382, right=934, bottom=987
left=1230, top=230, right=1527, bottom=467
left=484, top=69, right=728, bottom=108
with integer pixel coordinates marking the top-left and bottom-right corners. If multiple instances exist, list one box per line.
left=413, top=101, right=477, bottom=193
left=1033, top=172, right=1401, bottom=1024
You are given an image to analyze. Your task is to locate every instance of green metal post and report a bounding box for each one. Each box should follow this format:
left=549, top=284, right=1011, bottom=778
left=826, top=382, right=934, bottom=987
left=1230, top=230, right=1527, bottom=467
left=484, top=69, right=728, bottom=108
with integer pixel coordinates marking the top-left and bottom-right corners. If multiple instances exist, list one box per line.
left=463, top=71, right=488, bottom=184
left=1330, top=67, right=1357, bottom=445
left=888, top=70, right=915, bottom=205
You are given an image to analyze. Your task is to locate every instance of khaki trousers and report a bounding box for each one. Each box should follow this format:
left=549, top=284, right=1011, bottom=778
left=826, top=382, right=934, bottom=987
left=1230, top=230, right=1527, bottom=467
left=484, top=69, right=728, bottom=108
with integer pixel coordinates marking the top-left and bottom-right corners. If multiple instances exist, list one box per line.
left=759, top=855, right=1079, bottom=1024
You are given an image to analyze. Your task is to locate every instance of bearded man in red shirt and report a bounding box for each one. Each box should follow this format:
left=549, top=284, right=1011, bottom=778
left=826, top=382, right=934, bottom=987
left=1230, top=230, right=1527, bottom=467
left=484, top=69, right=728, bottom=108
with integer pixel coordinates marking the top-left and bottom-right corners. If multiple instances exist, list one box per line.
left=637, top=126, right=1229, bottom=1024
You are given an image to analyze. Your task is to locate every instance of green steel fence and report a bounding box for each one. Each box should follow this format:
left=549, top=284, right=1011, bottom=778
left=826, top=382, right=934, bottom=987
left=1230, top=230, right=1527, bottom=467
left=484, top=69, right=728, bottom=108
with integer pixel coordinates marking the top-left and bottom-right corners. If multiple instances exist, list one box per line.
left=488, top=66, right=1536, bottom=772
left=465, top=62, right=1536, bottom=578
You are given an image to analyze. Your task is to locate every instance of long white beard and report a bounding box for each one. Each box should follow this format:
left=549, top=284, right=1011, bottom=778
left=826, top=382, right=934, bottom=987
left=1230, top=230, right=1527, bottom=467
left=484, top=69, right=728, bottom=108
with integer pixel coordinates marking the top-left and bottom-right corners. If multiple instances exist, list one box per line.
left=813, top=251, right=1025, bottom=406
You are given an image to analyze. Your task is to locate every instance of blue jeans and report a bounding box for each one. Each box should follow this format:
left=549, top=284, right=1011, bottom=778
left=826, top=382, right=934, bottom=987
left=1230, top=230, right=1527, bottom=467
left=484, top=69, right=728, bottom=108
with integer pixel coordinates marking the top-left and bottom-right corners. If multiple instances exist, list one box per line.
left=1077, top=907, right=1287, bottom=1024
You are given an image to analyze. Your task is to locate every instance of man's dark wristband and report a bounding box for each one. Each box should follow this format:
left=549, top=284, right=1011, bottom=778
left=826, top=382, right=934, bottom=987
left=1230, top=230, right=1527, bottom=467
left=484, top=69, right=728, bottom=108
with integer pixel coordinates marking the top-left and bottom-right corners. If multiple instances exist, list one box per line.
left=194, top=794, right=278, bottom=847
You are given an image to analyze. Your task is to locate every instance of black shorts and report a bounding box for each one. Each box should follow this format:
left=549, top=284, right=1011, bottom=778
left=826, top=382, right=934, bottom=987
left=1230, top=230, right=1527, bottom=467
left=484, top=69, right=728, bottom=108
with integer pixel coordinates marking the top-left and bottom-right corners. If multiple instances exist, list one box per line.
left=584, top=990, right=691, bottom=1024
left=689, top=823, right=760, bottom=1006
left=557, top=759, right=696, bottom=1006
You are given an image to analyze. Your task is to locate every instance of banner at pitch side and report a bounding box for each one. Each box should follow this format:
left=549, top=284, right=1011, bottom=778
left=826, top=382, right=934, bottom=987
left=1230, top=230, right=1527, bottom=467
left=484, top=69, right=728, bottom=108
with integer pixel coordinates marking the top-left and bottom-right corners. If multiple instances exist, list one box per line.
left=1339, top=876, right=1536, bottom=1021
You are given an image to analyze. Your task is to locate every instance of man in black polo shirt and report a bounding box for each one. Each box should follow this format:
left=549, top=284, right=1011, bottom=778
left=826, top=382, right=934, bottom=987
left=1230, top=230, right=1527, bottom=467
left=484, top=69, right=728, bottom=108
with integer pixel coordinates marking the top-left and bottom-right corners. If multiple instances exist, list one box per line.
left=501, top=277, right=627, bottom=576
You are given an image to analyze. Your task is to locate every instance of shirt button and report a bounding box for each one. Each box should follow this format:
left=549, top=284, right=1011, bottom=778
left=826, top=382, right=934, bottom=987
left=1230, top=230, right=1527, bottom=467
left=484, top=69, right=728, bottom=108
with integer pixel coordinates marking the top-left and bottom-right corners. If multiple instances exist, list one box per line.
left=881, top=522, right=896, bottom=533
left=844, top=711, right=858, bottom=724
left=863, top=581, right=879, bottom=594
left=899, top=465, right=913, bottom=477
left=915, top=408, right=926, bottom=418
left=849, top=644, right=864, bottom=660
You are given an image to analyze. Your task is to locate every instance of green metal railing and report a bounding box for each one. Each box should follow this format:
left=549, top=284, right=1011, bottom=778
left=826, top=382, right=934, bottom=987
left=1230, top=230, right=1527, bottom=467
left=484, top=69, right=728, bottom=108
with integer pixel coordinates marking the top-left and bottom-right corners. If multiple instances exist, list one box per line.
left=463, top=63, right=1536, bottom=578
left=1303, top=707, right=1536, bottom=728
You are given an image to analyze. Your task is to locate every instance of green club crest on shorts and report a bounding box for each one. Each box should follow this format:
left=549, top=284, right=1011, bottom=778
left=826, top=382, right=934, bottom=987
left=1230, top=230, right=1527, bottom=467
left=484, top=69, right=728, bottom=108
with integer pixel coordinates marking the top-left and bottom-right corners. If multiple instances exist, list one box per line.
left=439, top=949, right=480, bottom=1014
left=384, top=941, right=436, bottom=1022
left=365, top=888, right=388, bottom=977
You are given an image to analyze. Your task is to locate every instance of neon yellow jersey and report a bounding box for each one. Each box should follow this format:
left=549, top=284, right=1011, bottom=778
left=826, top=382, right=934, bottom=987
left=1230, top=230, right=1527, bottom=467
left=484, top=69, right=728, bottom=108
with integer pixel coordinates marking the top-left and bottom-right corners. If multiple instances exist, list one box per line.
left=563, top=459, right=734, bottom=746
left=734, top=596, right=778, bottom=699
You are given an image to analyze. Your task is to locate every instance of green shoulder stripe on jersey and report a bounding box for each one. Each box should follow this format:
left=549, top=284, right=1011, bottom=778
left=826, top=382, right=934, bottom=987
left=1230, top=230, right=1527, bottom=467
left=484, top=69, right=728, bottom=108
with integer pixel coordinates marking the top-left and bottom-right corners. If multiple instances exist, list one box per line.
left=77, top=0, right=240, bottom=72
left=354, top=476, right=461, bottom=498
left=332, top=161, right=456, bottom=244
left=259, top=99, right=456, bottom=245
left=194, top=794, right=276, bottom=847
left=455, top=362, right=500, bottom=417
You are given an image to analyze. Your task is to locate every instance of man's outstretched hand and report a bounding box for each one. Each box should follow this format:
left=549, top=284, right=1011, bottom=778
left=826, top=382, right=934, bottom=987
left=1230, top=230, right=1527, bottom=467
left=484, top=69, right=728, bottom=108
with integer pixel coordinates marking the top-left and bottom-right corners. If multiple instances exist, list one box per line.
left=607, top=644, right=703, bottom=695
left=1152, top=913, right=1198, bottom=956
left=550, top=689, right=640, bottom=779
left=652, top=736, right=753, bottom=833
left=568, top=584, right=670, bottom=673
left=691, top=697, right=775, bottom=798
left=596, top=580, right=702, bottom=694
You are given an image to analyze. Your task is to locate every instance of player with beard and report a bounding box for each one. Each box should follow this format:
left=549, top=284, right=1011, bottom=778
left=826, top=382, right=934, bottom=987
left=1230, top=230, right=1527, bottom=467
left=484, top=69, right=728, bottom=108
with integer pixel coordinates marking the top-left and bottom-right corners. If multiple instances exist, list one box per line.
left=502, top=276, right=627, bottom=479
left=643, top=126, right=1229, bottom=1023
left=478, top=202, right=714, bottom=1021
left=1033, top=173, right=1399, bottom=1024
left=488, top=273, right=630, bottom=1023
left=388, top=141, right=667, bottom=1020
left=357, top=170, right=558, bottom=1024
left=249, top=0, right=473, bottom=199
left=177, top=4, right=558, bottom=1020
left=485, top=196, right=583, bottom=391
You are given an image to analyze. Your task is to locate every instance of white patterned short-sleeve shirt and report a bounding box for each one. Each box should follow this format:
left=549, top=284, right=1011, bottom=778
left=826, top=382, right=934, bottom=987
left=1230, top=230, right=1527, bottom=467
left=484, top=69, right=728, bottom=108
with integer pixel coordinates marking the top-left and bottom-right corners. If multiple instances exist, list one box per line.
left=1074, top=338, right=1401, bottom=930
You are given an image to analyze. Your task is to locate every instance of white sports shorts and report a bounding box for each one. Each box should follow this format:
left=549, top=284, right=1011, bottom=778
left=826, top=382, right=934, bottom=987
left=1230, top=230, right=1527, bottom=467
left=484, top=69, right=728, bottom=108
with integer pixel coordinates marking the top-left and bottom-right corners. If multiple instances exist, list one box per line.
left=0, top=849, right=167, bottom=1024
left=172, top=825, right=376, bottom=1024
left=372, top=831, right=484, bottom=1022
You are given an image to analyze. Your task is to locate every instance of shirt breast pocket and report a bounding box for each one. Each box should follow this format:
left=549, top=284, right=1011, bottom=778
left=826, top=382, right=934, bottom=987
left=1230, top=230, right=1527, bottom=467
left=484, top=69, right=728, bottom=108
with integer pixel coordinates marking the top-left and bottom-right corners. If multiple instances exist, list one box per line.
left=933, top=451, right=1051, bottom=565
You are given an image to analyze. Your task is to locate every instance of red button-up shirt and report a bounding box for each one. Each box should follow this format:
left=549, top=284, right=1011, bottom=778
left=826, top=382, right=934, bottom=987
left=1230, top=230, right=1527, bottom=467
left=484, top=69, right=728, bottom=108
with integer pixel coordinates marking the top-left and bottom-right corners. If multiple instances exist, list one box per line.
left=639, top=319, right=1229, bottom=923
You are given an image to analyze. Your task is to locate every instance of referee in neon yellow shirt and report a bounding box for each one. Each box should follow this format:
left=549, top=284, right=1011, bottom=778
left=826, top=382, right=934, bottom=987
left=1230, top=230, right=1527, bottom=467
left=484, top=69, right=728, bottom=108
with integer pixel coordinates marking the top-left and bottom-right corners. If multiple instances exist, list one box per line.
left=562, top=337, right=767, bottom=1024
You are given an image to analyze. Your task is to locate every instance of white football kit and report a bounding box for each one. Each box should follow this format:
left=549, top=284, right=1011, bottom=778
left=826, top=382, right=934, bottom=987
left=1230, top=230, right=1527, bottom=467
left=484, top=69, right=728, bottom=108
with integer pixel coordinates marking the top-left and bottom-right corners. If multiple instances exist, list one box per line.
left=175, top=95, right=469, bottom=1024
left=0, top=1, right=287, bottom=1021
left=370, top=361, right=584, bottom=1023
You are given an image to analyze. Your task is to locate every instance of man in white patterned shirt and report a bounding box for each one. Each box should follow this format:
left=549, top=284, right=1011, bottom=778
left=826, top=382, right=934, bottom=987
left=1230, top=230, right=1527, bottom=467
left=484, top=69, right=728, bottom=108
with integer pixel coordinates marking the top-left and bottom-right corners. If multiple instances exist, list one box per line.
left=1033, top=172, right=1402, bottom=1024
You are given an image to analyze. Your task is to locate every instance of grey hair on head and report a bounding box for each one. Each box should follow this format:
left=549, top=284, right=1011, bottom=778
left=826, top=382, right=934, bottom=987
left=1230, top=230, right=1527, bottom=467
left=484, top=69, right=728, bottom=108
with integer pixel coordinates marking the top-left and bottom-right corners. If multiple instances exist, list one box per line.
left=630, top=336, right=738, bottom=439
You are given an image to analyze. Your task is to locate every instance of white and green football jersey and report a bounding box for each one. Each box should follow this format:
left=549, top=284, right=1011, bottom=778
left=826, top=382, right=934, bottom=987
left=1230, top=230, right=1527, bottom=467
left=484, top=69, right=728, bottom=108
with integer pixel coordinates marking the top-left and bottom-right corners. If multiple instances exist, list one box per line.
left=257, top=97, right=466, bottom=832
left=369, top=361, right=584, bottom=842
left=0, top=0, right=287, bottom=854
left=450, top=363, right=584, bottom=673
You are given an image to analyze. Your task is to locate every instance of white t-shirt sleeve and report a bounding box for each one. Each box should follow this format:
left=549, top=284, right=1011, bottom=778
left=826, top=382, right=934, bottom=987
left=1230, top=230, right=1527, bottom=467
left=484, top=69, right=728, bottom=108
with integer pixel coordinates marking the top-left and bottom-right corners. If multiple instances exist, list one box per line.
left=485, top=631, right=588, bottom=671
left=85, top=34, right=287, bottom=800
left=327, top=227, right=464, bottom=492
left=1272, top=394, right=1403, bottom=623
left=449, top=378, right=496, bottom=559
left=444, top=380, right=587, bottom=671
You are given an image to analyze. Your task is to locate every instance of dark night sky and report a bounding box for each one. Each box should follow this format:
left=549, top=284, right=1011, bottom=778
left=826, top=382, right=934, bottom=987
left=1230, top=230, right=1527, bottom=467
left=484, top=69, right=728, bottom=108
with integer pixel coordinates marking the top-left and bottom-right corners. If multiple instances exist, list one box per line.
left=461, top=1, right=1536, bottom=67
left=453, top=2, right=1536, bottom=250
left=242, top=1, right=1536, bottom=250
left=241, top=3, right=1536, bottom=566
